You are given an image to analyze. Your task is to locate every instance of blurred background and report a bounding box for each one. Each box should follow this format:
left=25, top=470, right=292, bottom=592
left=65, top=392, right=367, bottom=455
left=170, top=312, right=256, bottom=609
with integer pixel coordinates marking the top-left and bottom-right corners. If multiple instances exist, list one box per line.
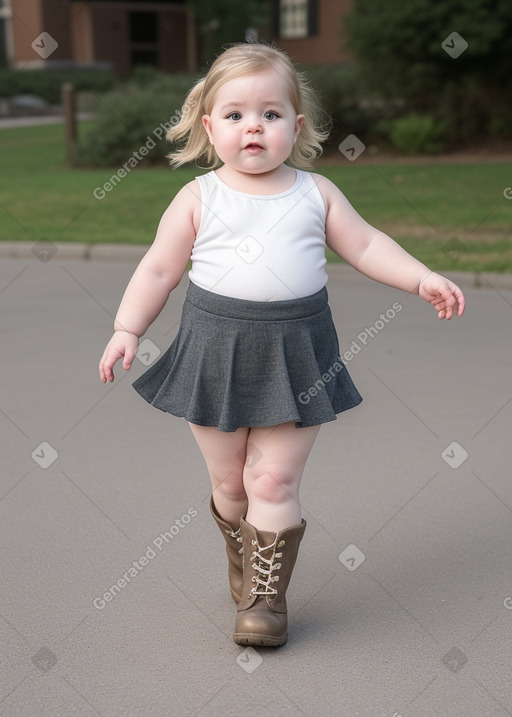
left=1, top=0, right=511, bottom=269
left=3, top=0, right=512, bottom=152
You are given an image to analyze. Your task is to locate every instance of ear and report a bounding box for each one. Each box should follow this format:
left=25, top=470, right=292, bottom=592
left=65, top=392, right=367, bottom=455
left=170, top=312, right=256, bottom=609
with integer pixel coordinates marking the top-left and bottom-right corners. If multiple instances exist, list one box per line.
left=202, top=115, right=214, bottom=145
left=294, top=114, right=305, bottom=142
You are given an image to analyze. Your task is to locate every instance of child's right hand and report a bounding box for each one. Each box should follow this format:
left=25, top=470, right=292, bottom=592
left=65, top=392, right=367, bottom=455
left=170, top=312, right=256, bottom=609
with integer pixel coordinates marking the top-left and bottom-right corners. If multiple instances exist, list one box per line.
left=99, top=330, right=139, bottom=383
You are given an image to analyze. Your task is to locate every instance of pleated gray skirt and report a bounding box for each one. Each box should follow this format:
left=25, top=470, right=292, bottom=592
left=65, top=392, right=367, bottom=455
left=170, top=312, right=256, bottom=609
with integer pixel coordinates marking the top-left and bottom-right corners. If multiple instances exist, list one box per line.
left=132, top=280, right=362, bottom=432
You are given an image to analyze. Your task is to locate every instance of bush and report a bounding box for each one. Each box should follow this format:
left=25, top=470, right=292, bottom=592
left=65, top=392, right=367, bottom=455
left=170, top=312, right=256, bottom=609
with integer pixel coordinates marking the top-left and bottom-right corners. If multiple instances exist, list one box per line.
left=0, top=68, right=116, bottom=104
left=77, top=64, right=385, bottom=165
left=75, top=73, right=197, bottom=167
left=486, top=104, right=512, bottom=139
left=343, top=0, right=512, bottom=147
left=301, top=62, right=403, bottom=145
left=121, top=67, right=197, bottom=96
left=387, top=113, right=447, bottom=154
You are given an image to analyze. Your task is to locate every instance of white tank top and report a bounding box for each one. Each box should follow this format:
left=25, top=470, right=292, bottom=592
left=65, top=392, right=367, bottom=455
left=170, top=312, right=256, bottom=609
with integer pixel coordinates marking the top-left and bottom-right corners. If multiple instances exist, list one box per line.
left=188, top=170, right=328, bottom=301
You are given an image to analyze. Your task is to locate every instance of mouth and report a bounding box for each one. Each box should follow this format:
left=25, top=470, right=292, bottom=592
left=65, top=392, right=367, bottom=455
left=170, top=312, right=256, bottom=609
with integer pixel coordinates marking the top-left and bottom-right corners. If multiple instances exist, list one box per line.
left=244, top=143, right=264, bottom=151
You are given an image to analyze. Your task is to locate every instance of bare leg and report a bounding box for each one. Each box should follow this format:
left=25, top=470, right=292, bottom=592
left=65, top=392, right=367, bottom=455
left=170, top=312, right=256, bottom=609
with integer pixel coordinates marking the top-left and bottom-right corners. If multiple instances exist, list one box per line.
left=243, top=422, right=321, bottom=533
left=188, top=423, right=249, bottom=527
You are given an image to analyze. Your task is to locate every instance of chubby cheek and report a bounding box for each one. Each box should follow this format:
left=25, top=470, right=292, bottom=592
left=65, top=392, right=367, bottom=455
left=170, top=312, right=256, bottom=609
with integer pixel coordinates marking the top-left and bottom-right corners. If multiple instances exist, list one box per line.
left=218, top=130, right=241, bottom=154
left=203, top=124, right=236, bottom=153
left=272, top=128, right=296, bottom=154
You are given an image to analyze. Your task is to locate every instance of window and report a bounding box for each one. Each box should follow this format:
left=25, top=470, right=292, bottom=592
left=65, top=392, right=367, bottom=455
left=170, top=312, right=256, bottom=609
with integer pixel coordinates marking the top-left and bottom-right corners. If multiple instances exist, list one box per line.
left=0, top=0, right=12, bottom=69
left=129, top=11, right=159, bottom=67
left=278, top=0, right=317, bottom=40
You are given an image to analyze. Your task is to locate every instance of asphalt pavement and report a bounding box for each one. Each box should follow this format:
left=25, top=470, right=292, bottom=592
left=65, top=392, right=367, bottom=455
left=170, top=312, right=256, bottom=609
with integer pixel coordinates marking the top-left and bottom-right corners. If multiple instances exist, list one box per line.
left=1, top=253, right=511, bottom=717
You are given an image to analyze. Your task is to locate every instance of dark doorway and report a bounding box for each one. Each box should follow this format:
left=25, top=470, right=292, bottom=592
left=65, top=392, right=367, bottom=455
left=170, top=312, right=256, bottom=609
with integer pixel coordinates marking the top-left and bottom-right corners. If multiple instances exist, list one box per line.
left=129, top=11, right=159, bottom=68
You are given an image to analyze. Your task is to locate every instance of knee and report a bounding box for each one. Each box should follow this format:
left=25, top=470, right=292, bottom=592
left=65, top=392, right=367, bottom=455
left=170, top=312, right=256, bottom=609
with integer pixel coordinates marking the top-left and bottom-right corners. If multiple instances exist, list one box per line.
left=212, top=470, right=246, bottom=503
left=244, top=468, right=298, bottom=504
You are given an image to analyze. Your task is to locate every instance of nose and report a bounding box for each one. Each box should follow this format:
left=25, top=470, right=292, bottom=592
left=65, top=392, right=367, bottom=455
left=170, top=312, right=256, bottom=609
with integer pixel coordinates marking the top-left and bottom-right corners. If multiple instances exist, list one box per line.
left=244, top=113, right=263, bottom=133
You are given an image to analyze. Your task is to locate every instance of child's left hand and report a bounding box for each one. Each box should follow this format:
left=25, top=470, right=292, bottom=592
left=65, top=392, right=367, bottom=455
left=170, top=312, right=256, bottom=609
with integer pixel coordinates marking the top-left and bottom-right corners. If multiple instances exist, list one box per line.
left=418, top=272, right=466, bottom=319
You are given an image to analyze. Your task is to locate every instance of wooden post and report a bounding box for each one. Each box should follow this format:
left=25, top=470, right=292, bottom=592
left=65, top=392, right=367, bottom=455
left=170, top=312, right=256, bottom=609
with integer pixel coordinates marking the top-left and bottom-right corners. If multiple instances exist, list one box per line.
left=62, top=82, right=77, bottom=165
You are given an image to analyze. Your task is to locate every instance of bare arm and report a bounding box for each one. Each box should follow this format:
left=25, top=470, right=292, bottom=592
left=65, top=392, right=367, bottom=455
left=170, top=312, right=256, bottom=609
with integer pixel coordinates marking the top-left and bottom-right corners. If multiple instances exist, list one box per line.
left=99, top=181, right=200, bottom=382
left=316, top=175, right=465, bottom=318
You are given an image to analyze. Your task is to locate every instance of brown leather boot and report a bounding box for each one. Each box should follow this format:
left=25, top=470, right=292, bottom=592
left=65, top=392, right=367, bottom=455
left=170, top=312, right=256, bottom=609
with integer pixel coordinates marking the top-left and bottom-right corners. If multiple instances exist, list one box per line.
left=233, top=516, right=306, bottom=647
left=209, top=496, right=244, bottom=603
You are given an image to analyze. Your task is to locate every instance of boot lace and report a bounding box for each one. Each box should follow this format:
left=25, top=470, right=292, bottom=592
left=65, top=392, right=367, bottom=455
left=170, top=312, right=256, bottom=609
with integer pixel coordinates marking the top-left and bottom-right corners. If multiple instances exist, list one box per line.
left=249, top=537, right=283, bottom=596
left=225, top=527, right=244, bottom=554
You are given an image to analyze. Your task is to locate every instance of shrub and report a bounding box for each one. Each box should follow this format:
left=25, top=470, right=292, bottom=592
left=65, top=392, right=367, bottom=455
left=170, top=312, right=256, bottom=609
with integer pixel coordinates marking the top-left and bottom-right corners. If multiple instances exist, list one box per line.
left=487, top=105, right=512, bottom=139
left=121, top=67, right=197, bottom=95
left=302, top=62, right=403, bottom=145
left=0, top=68, right=116, bottom=104
left=387, top=113, right=447, bottom=154
left=75, top=74, right=196, bottom=167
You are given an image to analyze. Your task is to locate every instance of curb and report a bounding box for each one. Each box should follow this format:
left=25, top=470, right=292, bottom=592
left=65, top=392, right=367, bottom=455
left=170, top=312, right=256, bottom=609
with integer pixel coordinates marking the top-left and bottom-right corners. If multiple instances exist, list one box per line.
left=328, top=263, right=512, bottom=292
left=0, top=241, right=148, bottom=263
left=1, top=241, right=511, bottom=291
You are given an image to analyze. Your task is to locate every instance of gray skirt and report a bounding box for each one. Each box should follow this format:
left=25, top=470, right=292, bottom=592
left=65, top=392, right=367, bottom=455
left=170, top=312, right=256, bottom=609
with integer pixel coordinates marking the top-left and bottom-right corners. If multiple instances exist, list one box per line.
left=132, top=280, right=362, bottom=432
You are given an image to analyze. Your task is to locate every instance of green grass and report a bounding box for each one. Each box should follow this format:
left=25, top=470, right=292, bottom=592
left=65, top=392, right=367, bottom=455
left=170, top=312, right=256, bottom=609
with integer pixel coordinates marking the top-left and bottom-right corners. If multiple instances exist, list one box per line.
left=1, top=123, right=511, bottom=271
left=0, top=123, right=195, bottom=244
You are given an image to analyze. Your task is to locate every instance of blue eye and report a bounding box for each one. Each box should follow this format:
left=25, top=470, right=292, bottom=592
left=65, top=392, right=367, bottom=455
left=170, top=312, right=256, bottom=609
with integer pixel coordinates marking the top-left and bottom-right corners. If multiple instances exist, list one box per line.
left=264, top=111, right=278, bottom=121
left=228, top=112, right=242, bottom=121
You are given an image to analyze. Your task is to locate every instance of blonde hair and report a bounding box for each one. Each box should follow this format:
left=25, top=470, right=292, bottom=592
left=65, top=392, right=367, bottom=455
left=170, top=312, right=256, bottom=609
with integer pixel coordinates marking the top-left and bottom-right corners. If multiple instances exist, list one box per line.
left=167, top=43, right=330, bottom=170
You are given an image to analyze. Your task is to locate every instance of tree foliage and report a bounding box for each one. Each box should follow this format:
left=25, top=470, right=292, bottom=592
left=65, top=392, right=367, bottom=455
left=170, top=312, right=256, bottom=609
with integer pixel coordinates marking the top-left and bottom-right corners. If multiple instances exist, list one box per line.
left=343, top=0, right=512, bottom=141
left=188, top=0, right=272, bottom=66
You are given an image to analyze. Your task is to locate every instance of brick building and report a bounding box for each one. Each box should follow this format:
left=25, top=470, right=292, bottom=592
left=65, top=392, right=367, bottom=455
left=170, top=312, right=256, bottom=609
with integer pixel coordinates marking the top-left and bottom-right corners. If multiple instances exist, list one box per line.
left=3, top=0, right=350, bottom=76
left=8, top=0, right=197, bottom=74
left=274, top=0, right=351, bottom=65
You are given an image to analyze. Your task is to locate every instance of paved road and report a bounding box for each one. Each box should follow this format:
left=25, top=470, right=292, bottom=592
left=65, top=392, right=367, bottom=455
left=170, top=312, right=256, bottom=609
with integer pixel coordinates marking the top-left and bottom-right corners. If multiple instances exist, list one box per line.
left=1, top=255, right=511, bottom=716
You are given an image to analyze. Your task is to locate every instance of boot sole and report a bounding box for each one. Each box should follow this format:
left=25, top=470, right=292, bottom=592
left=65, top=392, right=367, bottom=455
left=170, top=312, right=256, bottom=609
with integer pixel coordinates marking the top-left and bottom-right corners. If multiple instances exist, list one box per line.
left=233, top=631, right=287, bottom=647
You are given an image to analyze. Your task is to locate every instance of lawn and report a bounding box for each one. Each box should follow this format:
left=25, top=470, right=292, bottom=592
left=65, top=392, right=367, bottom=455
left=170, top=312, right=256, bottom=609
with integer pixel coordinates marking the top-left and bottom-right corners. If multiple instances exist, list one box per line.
left=1, top=123, right=511, bottom=271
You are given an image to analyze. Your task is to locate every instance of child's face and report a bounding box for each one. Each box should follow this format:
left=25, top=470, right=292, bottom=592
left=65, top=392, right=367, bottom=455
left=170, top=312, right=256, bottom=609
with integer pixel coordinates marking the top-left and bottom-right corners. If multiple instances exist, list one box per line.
left=202, top=70, right=304, bottom=176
